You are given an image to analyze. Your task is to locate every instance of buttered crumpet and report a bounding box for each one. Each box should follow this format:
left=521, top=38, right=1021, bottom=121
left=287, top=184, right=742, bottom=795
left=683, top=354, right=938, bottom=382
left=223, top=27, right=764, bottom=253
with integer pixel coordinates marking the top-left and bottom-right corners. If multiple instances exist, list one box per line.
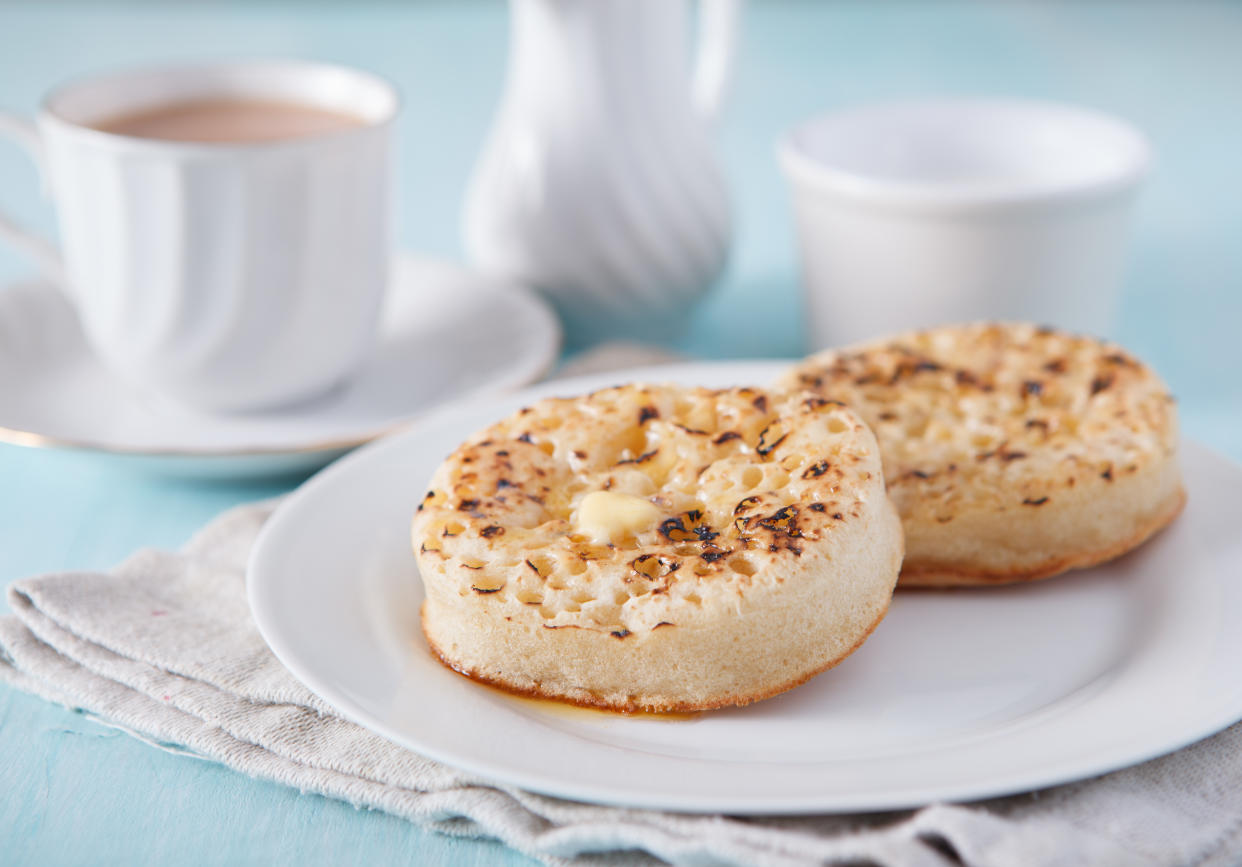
left=412, top=384, right=902, bottom=713
left=779, top=322, right=1184, bottom=587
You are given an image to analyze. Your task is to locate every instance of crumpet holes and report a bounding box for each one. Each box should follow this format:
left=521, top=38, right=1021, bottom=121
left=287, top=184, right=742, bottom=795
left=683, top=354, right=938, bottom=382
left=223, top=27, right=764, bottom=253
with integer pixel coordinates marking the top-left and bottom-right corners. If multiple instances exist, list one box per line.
left=634, top=557, right=662, bottom=579
left=729, top=557, right=757, bottom=577
left=415, top=384, right=884, bottom=645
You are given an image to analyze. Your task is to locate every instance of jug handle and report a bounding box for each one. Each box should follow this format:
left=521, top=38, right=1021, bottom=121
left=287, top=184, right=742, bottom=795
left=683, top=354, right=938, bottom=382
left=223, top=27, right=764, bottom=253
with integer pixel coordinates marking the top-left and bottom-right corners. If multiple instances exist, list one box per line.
left=692, top=0, right=742, bottom=125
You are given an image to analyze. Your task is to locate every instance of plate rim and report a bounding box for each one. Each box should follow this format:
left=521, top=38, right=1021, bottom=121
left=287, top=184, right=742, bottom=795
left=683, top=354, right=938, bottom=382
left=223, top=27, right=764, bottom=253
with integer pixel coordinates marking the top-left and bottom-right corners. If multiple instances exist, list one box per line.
left=0, top=253, right=561, bottom=459
left=249, top=359, right=1242, bottom=813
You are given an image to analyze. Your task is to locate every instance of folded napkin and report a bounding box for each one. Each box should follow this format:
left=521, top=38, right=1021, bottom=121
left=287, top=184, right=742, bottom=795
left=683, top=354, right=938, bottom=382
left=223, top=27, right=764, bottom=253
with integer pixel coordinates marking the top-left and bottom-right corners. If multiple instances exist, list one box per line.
left=4, top=346, right=1242, bottom=866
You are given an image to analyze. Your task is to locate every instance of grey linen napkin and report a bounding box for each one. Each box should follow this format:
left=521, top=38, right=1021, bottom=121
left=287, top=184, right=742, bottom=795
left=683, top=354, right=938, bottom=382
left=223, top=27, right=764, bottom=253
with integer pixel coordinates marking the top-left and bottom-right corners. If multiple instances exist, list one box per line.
left=3, top=347, right=1242, bottom=866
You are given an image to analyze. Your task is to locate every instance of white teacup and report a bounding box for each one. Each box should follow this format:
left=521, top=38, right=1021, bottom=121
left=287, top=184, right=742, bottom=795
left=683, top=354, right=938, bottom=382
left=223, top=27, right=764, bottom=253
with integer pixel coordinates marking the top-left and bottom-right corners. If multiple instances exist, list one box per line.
left=779, top=99, right=1151, bottom=349
left=0, top=60, right=397, bottom=413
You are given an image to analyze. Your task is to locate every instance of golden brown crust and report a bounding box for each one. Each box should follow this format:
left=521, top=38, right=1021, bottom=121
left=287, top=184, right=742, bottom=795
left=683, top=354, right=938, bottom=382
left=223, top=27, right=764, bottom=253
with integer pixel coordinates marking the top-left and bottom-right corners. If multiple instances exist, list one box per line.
left=413, top=383, right=903, bottom=711
left=899, top=486, right=1186, bottom=587
left=422, top=597, right=892, bottom=714
left=412, top=385, right=886, bottom=638
left=779, top=322, right=1184, bottom=586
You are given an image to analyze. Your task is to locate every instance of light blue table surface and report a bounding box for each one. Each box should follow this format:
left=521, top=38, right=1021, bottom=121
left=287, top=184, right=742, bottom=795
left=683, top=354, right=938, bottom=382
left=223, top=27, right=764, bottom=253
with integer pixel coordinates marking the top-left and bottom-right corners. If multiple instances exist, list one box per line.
left=1, top=2, right=1240, bottom=864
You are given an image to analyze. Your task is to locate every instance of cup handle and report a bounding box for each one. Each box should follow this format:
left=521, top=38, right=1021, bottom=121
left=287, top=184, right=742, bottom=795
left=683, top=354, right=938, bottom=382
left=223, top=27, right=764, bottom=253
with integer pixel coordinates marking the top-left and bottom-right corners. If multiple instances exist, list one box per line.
left=691, top=0, right=743, bottom=125
left=0, top=112, right=63, bottom=281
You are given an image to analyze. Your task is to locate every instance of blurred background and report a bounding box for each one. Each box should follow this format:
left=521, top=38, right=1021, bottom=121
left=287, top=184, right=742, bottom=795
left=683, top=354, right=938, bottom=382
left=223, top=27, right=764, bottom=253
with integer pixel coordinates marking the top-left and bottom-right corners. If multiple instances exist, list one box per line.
left=1, top=0, right=1239, bottom=450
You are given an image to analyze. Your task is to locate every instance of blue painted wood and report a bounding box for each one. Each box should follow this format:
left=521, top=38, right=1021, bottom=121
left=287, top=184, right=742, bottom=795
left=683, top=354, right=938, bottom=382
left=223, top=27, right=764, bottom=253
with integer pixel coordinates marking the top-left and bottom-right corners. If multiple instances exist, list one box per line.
left=1, top=2, right=1240, bottom=864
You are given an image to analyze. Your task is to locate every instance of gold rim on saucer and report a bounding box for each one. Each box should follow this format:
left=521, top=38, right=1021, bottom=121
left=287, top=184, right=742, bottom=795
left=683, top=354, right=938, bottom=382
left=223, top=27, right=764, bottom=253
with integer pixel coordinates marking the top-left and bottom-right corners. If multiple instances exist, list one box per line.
left=0, top=352, right=558, bottom=461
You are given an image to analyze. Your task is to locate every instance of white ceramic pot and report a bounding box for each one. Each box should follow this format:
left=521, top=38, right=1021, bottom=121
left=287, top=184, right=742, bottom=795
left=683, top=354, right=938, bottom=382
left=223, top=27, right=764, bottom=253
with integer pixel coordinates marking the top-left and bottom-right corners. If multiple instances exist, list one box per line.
left=0, top=61, right=397, bottom=413
left=464, top=0, right=741, bottom=345
left=779, top=99, right=1151, bottom=350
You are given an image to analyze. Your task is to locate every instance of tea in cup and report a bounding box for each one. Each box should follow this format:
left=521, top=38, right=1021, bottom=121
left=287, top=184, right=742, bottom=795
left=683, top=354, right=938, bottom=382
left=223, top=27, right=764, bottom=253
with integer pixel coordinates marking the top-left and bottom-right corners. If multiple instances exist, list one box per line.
left=0, top=60, right=398, bottom=412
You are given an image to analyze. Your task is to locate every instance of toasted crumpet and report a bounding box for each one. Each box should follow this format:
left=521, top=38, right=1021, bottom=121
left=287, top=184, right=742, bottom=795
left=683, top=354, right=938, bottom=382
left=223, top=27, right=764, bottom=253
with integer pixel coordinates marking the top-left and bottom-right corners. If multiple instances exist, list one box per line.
left=413, top=384, right=902, bottom=712
left=778, top=322, right=1184, bottom=587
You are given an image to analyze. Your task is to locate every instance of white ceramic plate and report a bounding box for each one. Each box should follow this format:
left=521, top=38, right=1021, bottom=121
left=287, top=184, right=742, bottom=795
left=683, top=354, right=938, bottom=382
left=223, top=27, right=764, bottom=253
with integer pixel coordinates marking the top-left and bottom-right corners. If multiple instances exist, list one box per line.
left=249, top=360, right=1242, bottom=813
left=0, top=254, right=560, bottom=477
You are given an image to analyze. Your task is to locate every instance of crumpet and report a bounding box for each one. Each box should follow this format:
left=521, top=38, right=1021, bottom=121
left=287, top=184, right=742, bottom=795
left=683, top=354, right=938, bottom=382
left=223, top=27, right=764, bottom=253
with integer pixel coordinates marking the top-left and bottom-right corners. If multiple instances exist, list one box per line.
left=779, top=322, right=1184, bottom=587
left=412, top=384, right=902, bottom=712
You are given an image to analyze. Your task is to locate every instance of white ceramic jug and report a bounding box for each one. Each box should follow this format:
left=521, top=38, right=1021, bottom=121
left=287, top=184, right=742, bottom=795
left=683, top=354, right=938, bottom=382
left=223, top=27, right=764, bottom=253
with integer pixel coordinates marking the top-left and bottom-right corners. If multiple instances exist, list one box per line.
left=464, top=0, right=740, bottom=345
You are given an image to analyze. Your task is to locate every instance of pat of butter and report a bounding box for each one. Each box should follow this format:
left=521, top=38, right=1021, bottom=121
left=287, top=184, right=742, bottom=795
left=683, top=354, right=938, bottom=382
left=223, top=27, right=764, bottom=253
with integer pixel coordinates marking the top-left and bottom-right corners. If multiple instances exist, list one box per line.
left=576, top=491, right=661, bottom=544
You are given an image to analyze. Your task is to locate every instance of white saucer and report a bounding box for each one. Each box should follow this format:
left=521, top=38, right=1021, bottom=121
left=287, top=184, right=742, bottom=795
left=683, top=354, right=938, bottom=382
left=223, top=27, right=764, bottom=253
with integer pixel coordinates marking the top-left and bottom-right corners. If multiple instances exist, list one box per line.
left=0, top=254, right=560, bottom=477
left=249, top=361, right=1242, bottom=813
